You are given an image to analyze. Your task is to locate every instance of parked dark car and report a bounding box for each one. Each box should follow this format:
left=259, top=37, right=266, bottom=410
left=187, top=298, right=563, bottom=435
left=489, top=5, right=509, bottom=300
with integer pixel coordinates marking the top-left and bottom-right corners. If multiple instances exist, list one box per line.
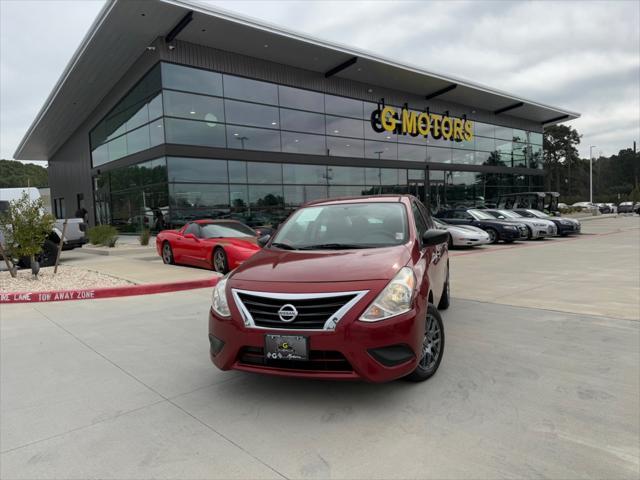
left=597, top=203, right=612, bottom=214
left=436, top=208, right=528, bottom=244
left=617, top=202, right=635, bottom=213
left=513, top=209, right=581, bottom=236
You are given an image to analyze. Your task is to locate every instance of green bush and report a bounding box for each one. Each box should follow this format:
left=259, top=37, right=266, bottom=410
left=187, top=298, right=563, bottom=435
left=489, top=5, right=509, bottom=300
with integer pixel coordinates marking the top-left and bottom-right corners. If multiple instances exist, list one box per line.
left=139, top=228, right=151, bottom=246
left=88, top=225, right=118, bottom=247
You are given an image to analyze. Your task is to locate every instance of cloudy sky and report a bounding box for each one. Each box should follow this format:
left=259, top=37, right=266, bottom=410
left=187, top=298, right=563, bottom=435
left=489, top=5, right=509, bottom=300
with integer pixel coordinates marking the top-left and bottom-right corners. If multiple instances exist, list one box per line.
left=1, top=0, right=638, bottom=164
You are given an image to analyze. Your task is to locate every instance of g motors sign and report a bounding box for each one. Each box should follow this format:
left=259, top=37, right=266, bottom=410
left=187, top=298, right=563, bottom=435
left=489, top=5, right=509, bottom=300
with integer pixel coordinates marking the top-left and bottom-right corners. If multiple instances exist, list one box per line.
left=370, top=102, right=473, bottom=143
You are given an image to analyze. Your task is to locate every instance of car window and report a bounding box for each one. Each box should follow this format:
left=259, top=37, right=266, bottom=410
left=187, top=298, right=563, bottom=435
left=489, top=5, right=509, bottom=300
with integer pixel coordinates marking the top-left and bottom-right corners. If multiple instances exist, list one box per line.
left=416, top=201, right=435, bottom=229
left=201, top=223, right=255, bottom=238
left=184, top=223, right=201, bottom=237
left=271, top=202, right=408, bottom=249
left=468, top=209, right=494, bottom=220
left=452, top=210, right=471, bottom=220
left=411, top=202, right=428, bottom=240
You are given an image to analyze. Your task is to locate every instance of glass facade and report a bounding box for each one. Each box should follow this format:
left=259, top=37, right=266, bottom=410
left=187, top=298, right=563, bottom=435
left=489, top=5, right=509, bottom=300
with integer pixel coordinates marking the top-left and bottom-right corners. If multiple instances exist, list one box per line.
left=90, top=62, right=545, bottom=231
left=94, top=156, right=543, bottom=232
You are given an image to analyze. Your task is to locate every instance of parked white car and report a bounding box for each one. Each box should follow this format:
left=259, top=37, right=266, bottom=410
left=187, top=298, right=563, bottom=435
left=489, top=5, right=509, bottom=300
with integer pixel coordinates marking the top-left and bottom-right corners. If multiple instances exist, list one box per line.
left=434, top=219, right=491, bottom=247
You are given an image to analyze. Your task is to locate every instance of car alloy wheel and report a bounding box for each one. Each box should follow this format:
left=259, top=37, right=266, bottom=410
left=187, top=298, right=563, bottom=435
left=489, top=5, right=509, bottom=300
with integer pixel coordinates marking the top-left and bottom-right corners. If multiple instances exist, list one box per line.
left=486, top=228, right=497, bottom=243
left=213, top=248, right=228, bottom=273
left=419, top=311, right=443, bottom=373
left=162, top=243, right=173, bottom=264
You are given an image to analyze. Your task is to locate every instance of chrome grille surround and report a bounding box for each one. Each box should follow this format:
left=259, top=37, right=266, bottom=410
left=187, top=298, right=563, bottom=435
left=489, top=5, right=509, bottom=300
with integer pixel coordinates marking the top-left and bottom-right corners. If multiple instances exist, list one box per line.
left=231, top=289, right=369, bottom=331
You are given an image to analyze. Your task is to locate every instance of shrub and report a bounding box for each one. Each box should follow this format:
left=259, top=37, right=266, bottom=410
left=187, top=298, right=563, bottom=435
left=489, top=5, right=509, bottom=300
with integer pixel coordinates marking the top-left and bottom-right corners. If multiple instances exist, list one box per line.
left=139, top=227, right=151, bottom=246
left=0, top=191, right=54, bottom=276
left=88, top=225, right=118, bottom=247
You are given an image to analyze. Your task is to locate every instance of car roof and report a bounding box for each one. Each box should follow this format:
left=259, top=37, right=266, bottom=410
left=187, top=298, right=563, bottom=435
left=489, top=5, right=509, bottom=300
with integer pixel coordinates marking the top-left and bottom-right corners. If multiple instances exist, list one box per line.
left=302, top=194, right=413, bottom=207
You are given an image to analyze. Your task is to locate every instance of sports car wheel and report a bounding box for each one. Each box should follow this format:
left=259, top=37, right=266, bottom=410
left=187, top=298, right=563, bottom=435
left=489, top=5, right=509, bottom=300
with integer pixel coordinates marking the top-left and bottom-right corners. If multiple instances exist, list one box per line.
left=486, top=228, right=498, bottom=244
left=405, top=304, right=444, bottom=382
left=162, top=242, right=174, bottom=265
left=213, top=247, right=229, bottom=274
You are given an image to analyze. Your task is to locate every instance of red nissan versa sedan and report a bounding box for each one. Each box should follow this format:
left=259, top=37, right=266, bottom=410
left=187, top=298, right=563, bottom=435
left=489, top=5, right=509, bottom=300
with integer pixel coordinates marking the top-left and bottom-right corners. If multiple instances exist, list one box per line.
left=208, top=195, right=450, bottom=382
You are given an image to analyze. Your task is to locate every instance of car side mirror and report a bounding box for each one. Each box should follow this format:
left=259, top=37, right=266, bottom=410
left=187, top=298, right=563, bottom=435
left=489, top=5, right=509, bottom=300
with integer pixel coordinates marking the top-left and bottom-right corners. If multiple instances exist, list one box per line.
left=422, top=229, right=449, bottom=247
left=258, top=234, right=271, bottom=247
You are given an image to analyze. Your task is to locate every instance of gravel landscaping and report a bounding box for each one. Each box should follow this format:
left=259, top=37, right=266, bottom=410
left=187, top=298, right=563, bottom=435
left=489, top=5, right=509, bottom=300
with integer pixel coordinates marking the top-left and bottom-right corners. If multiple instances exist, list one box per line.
left=0, top=265, right=134, bottom=293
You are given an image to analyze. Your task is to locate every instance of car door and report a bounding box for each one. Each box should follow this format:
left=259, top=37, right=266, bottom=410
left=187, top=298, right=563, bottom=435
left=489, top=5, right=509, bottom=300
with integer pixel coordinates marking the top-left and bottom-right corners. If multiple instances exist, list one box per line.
left=416, top=200, right=447, bottom=302
left=179, top=223, right=204, bottom=265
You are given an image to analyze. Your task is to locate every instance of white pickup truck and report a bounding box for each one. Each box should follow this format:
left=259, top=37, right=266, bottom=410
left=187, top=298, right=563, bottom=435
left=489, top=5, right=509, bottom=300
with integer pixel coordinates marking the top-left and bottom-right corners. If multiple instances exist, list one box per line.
left=0, top=188, right=87, bottom=267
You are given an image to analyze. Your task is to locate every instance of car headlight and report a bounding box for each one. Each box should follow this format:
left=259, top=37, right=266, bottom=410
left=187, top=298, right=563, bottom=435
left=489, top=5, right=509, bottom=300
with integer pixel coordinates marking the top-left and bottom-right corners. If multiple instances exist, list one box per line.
left=211, top=276, right=231, bottom=317
left=560, top=219, right=571, bottom=225
left=360, top=267, right=416, bottom=322
left=533, top=222, right=546, bottom=227
left=504, top=225, right=517, bottom=230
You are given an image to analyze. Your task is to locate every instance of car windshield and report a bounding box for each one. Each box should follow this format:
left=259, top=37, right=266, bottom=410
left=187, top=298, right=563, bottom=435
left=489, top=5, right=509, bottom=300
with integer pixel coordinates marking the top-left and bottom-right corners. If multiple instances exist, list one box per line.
left=271, top=202, right=408, bottom=250
left=497, top=210, right=521, bottom=218
left=468, top=209, right=494, bottom=220
left=528, top=209, right=549, bottom=218
left=201, top=222, right=255, bottom=238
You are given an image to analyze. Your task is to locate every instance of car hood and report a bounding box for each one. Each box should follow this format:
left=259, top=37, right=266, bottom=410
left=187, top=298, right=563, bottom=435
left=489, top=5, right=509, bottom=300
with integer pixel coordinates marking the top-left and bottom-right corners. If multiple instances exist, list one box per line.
left=449, top=224, right=489, bottom=235
left=230, top=245, right=411, bottom=282
left=205, top=237, right=260, bottom=249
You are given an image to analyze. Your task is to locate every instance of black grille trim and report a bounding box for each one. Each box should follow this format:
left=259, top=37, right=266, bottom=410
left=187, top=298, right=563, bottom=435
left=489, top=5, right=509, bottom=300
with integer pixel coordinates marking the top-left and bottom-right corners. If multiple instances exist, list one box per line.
left=238, top=347, right=353, bottom=372
left=236, top=292, right=357, bottom=330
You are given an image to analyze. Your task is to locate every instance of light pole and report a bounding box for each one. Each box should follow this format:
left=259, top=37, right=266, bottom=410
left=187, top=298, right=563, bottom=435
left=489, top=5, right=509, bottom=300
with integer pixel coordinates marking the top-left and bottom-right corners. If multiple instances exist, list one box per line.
left=589, top=145, right=597, bottom=204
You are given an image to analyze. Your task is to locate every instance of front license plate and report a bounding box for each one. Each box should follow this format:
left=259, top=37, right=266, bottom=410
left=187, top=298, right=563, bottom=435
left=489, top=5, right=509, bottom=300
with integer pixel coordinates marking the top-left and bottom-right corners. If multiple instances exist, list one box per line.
left=265, top=334, right=308, bottom=361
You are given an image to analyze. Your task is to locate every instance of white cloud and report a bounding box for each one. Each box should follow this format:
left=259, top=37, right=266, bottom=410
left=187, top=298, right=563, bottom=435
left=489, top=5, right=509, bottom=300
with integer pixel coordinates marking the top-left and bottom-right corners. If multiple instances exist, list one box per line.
left=1, top=0, right=638, bottom=163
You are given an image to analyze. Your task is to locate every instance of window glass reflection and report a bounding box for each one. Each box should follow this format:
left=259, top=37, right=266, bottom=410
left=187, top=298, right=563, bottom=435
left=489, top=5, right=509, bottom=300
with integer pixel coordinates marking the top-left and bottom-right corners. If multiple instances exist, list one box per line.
left=165, top=118, right=226, bottom=147
left=325, top=94, right=363, bottom=119
left=398, top=143, right=426, bottom=162
left=167, top=157, right=228, bottom=183
left=164, top=91, right=225, bottom=123
left=126, top=125, right=150, bottom=155
left=248, top=185, right=284, bottom=207
left=474, top=122, right=495, bottom=137
left=281, top=131, right=326, bottom=155
left=326, top=116, right=364, bottom=138
left=225, top=100, right=279, bottom=129
left=228, top=161, right=247, bottom=183
left=284, top=185, right=328, bottom=206
left=280, top=109, right=325, bottom=134
left=223, top=75, right=278, bottom=105
left=328, top=166, right=365, bottom=185
left=365, top=141, right=397, bottom=160
left=328, top=185, right=372, bottom=197
left=452, top=149, right=475, bottom=165
left=283, top=164, right=327, bottom=184
left=170, top=183, right=229, bottom=209
left=227, top=126, right=281, bottom=152
left=529, top=132, right=543, bottom=145
left=427, top=147, right=452, bottom=163
left=475, top=137, right=495, bottom=152
left=494, top=125, right=513, bottom=141
left=108, top=136, right=127, bottom=162
left=278, top=85, right=324, bottom=112
left=326, top=136, right=364, bottom=158
left=247, top=162, right=283, bottom=184
left=162, top=63, right=223, bottom=97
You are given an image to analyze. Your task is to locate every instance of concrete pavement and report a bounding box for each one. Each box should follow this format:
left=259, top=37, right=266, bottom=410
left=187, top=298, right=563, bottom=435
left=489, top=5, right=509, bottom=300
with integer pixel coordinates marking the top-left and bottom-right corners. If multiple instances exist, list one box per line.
left=1, top=215, right=639, bottom=479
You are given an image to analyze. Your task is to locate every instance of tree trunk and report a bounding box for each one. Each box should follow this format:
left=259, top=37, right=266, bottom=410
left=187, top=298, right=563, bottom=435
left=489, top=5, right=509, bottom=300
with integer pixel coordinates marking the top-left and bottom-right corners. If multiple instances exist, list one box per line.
left=0, top=243, right=17, bottom=278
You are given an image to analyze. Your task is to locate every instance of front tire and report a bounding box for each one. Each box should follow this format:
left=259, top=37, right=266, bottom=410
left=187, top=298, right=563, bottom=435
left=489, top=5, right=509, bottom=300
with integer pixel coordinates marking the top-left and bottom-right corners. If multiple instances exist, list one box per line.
left=405, top=304, right=445, bottom=382
left=213, top=247, right=229, bottom=274
left=485, top=228, right=498, bottom=244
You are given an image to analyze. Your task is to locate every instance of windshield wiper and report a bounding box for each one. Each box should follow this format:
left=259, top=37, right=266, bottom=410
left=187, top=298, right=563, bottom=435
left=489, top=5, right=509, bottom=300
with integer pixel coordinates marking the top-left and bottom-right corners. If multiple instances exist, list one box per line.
left=298, top=243, right=368, bottom=250
left=270, top=242, right=297, bottom=250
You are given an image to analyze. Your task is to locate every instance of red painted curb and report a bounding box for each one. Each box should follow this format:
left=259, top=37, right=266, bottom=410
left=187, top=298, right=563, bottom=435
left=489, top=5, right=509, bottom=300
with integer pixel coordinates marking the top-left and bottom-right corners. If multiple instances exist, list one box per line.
left=0, top=277, right=219, bottom=304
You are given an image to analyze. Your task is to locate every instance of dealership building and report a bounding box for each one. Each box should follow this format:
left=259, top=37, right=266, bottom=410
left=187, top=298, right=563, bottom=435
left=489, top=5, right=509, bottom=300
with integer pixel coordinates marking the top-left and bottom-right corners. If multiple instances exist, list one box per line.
left=15, top=0, right=579, bottom=231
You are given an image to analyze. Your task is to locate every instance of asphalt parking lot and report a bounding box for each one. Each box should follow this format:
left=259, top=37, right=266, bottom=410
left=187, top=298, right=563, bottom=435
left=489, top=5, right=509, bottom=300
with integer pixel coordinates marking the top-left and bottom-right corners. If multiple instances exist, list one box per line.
left=1, top=216, right=638, bottom=479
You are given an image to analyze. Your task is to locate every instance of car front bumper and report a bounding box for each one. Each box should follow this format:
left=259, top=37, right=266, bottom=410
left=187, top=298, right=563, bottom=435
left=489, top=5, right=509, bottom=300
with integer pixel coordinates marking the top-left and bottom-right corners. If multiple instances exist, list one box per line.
left=208, top=305, right=425, bottom=383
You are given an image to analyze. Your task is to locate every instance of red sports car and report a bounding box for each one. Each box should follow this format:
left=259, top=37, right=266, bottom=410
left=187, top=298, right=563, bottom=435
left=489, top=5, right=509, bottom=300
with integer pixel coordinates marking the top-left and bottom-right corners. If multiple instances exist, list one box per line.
left=156, top=220, right=261, bottom=273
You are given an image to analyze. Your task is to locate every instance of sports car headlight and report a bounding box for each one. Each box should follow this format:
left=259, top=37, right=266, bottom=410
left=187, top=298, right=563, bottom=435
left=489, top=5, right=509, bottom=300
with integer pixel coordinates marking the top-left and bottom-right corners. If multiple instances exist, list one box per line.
left=504, top=225, right=517, bottom=230
left=533, top=222, right=547, bottom=227
left=360, top=267, right=416, bottom=322
left=211, top=276, right=231, bottom=317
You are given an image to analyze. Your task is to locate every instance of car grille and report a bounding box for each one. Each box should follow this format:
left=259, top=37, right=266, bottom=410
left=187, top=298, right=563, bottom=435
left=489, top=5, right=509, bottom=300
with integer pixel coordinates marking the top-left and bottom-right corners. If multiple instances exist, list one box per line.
left=235, top=292, right=358, bottom=330
left=238, top=347, right=353, bottom=372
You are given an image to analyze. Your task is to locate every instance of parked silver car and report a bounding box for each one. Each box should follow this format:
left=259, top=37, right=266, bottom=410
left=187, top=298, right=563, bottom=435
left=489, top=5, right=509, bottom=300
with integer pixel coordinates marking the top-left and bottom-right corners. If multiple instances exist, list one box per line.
left=434, top=219, right=491, bottom=247
left=483, top=209, right=557, bottom=239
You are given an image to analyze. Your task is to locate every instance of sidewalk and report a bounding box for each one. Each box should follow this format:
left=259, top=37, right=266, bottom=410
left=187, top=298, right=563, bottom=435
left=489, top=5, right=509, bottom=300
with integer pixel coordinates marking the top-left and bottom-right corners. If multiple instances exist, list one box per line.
left=58, top=248, right=218, bottom=285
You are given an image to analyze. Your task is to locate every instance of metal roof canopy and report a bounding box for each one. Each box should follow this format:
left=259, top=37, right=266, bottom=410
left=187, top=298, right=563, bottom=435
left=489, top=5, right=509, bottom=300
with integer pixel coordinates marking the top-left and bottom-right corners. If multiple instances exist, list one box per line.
left=14, top=0, right=580, bottom=160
